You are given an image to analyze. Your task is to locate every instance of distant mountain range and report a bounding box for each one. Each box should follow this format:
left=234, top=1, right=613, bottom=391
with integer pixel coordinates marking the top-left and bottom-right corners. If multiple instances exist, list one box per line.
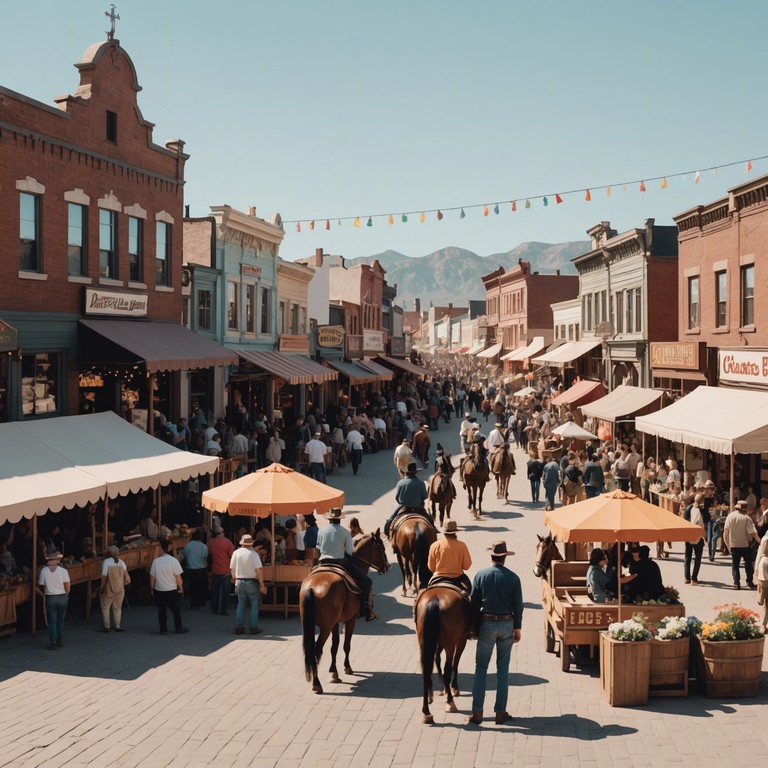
left=345, top=241, right=590, bottom=309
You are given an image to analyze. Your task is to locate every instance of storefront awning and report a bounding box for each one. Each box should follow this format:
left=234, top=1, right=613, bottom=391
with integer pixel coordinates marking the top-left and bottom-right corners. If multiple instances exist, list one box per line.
left=238, top=350, right=338, bottom=386
left=466, top=342, right=486, bottom=356
left=636, top=385, right=768, bottom=455
left=0, top=411, right=219, bottom=525
left=532, top=339, right=602, bottom=366
left=551, top=379, right=608, bottom=407
left=476, top=342, right=503, bottom=359
left=501, top=336, right=546, bottom=362
left=359, top=359, right=394, bottom=380
left=324, top=359, right=382, bottom=384
left=579, top=384, right=664, bottom=423
left=80, top=319, right=238, bottom=373
left=376, top=355, right=431, bottom=378
left=651, top=369, right=708, bottom=383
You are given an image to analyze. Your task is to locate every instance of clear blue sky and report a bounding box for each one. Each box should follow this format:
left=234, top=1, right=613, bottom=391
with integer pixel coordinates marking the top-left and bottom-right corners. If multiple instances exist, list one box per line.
left=4, top=1, right=766, bottom=263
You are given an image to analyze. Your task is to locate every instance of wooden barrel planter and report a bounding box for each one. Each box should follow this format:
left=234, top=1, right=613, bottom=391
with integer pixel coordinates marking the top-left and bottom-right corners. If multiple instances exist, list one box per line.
left=696, top=636, right=765, bottom=698
left=599, top=632, right=651, bottom=707
left=649, top=637, right=689, bottom=697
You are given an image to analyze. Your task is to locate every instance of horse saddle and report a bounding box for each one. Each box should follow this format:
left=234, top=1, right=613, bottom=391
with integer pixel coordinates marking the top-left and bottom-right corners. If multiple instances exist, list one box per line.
left=425, top=576, right=470, bottom=602
left=390, top=509, right=437, bottom=540
left=310, top=563, right=361, bottom=596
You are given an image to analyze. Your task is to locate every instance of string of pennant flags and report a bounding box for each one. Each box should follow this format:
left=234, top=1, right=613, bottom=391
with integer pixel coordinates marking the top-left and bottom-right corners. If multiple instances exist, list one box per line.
left=284, top=154, right=768, bottom=233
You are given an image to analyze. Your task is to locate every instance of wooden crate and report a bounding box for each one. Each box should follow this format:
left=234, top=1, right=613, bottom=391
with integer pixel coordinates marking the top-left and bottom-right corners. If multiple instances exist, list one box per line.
left=696, top=636, right=765, bottom=698
left=599, top=632, right=651, bottom=706
left=649, top=637, right=689, bottom=697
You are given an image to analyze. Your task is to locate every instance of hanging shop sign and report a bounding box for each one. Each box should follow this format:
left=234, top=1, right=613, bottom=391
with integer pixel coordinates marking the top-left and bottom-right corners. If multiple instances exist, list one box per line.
left=84, top=288, right=148, bottom=317
left=241, top=264, right=262, bottom=278
left=0, top=319, right=17, bottom=350
left=317, top=325, right=345, bottom=348
left=363, top=329, right=385, bottom=355
left=278, top=334, right=310, bottom=353
left=389, top=337, right=405, bottom=357
left=719, top=349, right=768, bottom=387
left=649, top=341, right=703, bottom=371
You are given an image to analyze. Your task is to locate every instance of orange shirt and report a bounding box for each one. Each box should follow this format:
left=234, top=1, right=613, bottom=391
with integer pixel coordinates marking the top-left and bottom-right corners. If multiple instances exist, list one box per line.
left=428, top=537, right=471, bottom=577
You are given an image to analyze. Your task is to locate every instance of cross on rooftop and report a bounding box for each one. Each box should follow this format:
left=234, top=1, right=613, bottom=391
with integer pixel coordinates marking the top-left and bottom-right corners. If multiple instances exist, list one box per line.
left=105, top=4, right=120, bottom=40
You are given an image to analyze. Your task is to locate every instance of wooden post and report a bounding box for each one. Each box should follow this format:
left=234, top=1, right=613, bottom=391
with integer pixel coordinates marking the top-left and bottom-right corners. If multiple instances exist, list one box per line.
left=148, top=372, right=156, bottom=436
left=102, top=492, right=109, bottom=555
left=31, top=515, right=37, bottom=637
left=729, top=450, right=735, bottom=511
left=157, top=486, right=163, bottom=531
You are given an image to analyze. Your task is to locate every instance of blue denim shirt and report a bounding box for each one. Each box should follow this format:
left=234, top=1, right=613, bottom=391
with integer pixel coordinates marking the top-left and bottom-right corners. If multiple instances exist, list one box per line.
left=395, top=476, right=428, bottom=508
left=471, top=564, right=523, bottom=629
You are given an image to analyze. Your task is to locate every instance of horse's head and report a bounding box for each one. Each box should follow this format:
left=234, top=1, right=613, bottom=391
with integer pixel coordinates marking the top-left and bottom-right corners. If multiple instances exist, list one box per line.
left=533, top=533, right=562, bottom=578
left=356, top=529, right=389, bottom=574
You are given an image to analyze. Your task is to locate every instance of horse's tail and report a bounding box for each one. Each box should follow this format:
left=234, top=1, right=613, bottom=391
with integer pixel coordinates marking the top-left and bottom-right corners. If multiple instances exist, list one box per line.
left=414, top=525, right=432, bottom=589
left=302, top=587, right=317, bottom=682
left=419, top=595, right=441, bottom=677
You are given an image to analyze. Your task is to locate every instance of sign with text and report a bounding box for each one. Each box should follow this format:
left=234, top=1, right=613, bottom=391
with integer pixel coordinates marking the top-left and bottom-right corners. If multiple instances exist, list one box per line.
left=278, top=334, right=310, bottom=353
left=240, top=264, right=262, bottom=278
left=85, top=288, right=148, bottom=317
left=363, top=329, right=384, bottom=354
left=719, top=349, right=768, bottom=386
left=0, top=319, right=17, bottom=350
left=317, top=325, right=345, bottom=348
left=649, top=341, right=702, bottom=370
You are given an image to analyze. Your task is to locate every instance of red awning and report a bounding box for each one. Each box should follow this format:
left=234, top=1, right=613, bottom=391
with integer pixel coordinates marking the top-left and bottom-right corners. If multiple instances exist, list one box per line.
left=550, top=379, right=607, bottom=408
left=238, top=350, right=338, bottom=385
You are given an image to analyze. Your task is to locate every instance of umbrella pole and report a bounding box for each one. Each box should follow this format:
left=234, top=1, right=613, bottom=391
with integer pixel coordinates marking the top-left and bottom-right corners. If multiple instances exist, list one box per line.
left=32, top=515, right=37, bottom=637
left=730, top=450, right=735, bottom=511
left=616, top=541, right=623, bottom=623
left=103, top=490, right=109, bottom=555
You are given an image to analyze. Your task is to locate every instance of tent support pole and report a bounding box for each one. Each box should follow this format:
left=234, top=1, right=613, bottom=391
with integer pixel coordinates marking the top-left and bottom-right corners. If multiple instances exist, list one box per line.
left=616, top=541, right=623, bottom=623
left=158, top=486, right=163, bottom=531
left=656, top=434, right=659, bottom=465
left=147, top=372, right=155, bottom=436
left=103, top=491, right=109, bottom=555
left=730, top=450, right=735, bottom=511
left=32, top=515, right=37, bottom=637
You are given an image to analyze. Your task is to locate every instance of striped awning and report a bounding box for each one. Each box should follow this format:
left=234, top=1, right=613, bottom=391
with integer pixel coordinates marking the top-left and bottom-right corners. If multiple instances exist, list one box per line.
left=476, top=342, right=503, bottom=359
left=325, top=359, right=385, bottom=384
left=376, top=355, right=431, bottom=378
left=237, top=350, right=338, bottom=385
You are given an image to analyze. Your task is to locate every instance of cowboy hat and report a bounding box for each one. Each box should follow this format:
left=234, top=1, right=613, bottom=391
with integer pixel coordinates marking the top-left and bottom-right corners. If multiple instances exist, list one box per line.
left=46, top=551, right=64, bottom=561
left=704, top=479, right=715, bottom=488
left=442, top=520, right=460, bottom=535
left=239, top=534, right=254, bottom=546
left=494, top=421, right=504, bottom=427
left=487, top=541, right=515, bottom=557
left=325, top=507, right=345, bottom=521
left=406, top=462, right=418, bottom=474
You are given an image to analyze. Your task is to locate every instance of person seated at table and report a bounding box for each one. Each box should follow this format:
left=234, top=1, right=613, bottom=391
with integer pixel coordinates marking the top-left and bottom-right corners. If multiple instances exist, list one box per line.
left=586, top=548, right=615, bottom=603
left=623, top=545, right=665, bottom=601
left=284, top=519, right=299, bottom=561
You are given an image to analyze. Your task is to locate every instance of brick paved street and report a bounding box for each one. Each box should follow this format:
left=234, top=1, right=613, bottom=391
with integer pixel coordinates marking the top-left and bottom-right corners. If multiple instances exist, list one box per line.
left=1, top=431, right=767, bottom=768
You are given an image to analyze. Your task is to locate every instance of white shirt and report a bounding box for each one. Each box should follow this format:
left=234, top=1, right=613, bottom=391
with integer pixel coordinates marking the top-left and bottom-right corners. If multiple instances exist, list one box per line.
left=346, top=429, right=365, bottom=451
left=395, top=401, right=408, bottom=415
left=487, top=428, right=505, bottom=453
left=38, top=565, right=70, bottom=595
left=204, top=426, right=218, bottom=443
left=150, top=553, right=183, bottom=591
left=205, top=439, right=222, bottom=455
left=372, top=417, right=386, bottom=431
left=232, top=433, right=249, bottom=454
left=230, top=547, right=263, bottom=579
left=101, top=558, right=128, bottom=576
left=304, top=438, right=327, bottom=463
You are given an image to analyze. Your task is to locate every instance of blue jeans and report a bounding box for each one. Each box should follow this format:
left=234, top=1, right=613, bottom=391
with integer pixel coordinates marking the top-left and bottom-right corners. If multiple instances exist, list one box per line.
left=544, top=483, right=558, bottom=509
left=529, top=478, right=540, bottom=502
left=46, top=594, right=68, bottom=646
left=310, top=462, right=326, bottom=484
left=585, top=485, right=601, bottom=499
left=731, top=547, right=754, bottom=587
left=235, top=579, right=260, bottom=629
left=210, top=573, right=231, bottom=614
left=350, top=448, right=362, bottom=475
left=472, top=619, right=515, bottom=713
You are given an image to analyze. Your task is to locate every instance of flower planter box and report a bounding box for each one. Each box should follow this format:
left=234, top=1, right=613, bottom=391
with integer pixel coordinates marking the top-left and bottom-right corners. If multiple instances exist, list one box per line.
left=649, top=637, right=689, bottom=698
left=599, top=632, right=651, bottom=707
left=696, top=635, right=765, bottom=698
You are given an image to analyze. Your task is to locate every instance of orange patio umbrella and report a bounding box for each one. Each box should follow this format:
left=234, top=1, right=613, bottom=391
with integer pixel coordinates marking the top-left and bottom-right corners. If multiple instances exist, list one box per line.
left=202, top=462, right=344, bottom=518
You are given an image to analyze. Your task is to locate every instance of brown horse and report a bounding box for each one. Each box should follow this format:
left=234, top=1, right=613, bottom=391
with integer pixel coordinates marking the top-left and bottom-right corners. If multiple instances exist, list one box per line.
left=391, top=512, right=437, bottom=596
left=533, top=532, right=563, bottom=579
left=490, top=443, right=516, bottom=501
left=461, top=442, right=488, bottom=519
left=427, top=455, right=456, bottom=526
left=300, top=530, right=389, bottom=694
left=415, top=585, right=472, bottom=724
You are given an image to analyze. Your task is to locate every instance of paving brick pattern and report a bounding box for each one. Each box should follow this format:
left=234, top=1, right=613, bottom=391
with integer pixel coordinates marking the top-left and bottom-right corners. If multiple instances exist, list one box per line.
left=1, top=432, right=766, bottom=767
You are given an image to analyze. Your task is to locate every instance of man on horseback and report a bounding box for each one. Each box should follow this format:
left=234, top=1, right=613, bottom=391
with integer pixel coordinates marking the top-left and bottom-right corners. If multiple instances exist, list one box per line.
left=459, top=412, right=479, bottom=455
left=468, top=433, right=491, bottom=482
left=316, top=508, right=378, bottom=622
left=427, top=520, right=472, bottom=593
left=487, top=421, right=506, bottom=459
left=383, top=462, right=429, bottom=537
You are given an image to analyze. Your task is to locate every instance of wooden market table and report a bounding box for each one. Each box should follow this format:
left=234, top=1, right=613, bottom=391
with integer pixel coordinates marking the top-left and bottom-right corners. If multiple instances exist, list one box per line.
left=260, top=562, right=313, bottom=619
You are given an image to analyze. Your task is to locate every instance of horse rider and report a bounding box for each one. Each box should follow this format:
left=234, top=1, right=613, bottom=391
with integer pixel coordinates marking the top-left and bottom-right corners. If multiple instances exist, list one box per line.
left=384, top=461, right=429, bottom=537
left=459, top=412, right=479, bottom=455
left=316, top=508, right=378, bottom=622
left=434, top=445, right=457, bottom=500
left=466, top=432, right=491, bottom=482
left=427, top=520, right=472, bottom=593
left=487, top=421, right=507, bottom=461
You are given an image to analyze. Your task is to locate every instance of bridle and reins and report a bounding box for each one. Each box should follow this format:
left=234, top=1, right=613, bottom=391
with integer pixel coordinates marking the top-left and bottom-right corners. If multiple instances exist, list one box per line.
left=354, top=534, right=390, bottom=574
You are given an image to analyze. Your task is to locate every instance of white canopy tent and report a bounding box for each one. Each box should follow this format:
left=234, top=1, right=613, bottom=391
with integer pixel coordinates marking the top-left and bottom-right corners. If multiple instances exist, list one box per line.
left=0, top=411, right=219, bottom=525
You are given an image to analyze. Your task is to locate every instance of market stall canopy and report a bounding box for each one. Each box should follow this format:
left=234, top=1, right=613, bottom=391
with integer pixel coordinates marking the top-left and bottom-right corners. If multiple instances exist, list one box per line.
left=238, top=350, right=337, bottom=386
left=513, top=386, right=537, bottom=398
left=201, top=462, right=344, bottom=518
left=0, top=412, right=219, bottom=525
left=324, top=358, right=383, bottom=384
left=376, top=355, right=431, bottom=378
left=531, top=339, right=602, bottom=366
left=544, top=490, right=703, bottom=543
left=466, top=342, right=486, bottom=356
left=550, top=379, right=607, bottom=408
left=79, top=319, right=238, bottom=373
left=579, top=384, right=663, bottom=423
left=500, top=336, right=546, bottom=362
left=476, top=342, right=503, bottom=359
left=550, top=421, right=599, bottom=440
left=635, top=385, right=768, bottom=455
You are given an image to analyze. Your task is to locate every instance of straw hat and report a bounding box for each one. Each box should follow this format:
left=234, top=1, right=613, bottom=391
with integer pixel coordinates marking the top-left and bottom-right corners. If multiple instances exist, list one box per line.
left=239, top=534, right=254, bottom=546
left=46, top=551, right=64, bottom=562
left=442, top=520, right=460, bottom=535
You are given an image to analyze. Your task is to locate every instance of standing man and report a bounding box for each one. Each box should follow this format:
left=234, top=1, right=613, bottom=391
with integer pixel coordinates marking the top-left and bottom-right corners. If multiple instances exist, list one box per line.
left=230, top=534, right=267, bottom=635
left=37, top=551, right=70, bottom=650
left=526, top=453, right=544, bottom=503
left=542, top=455, right=561, bottom=511
left=724, top=500, right=760, bottom=590
left=393, top=439, right=414, bottom=478
left=582, top=453, right=605, bottom=499
left=468, top=541, right=523, bottom=726
left=304, top=431, right=328, bottom=483
left=346, top=426, right=365, bottom=475
left=384, top=462, right=428, bottom=537
left=208, top=526, right=234, bottom=615
left=182, top=529, right=209, bottom=610
left=427, top=520, right=472, bottom=593
left=149, top=539, right=188, bottom=635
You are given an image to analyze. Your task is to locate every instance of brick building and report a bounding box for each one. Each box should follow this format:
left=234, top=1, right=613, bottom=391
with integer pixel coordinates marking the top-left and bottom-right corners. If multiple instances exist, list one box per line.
left=0, top=37, right=234, bottom=425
